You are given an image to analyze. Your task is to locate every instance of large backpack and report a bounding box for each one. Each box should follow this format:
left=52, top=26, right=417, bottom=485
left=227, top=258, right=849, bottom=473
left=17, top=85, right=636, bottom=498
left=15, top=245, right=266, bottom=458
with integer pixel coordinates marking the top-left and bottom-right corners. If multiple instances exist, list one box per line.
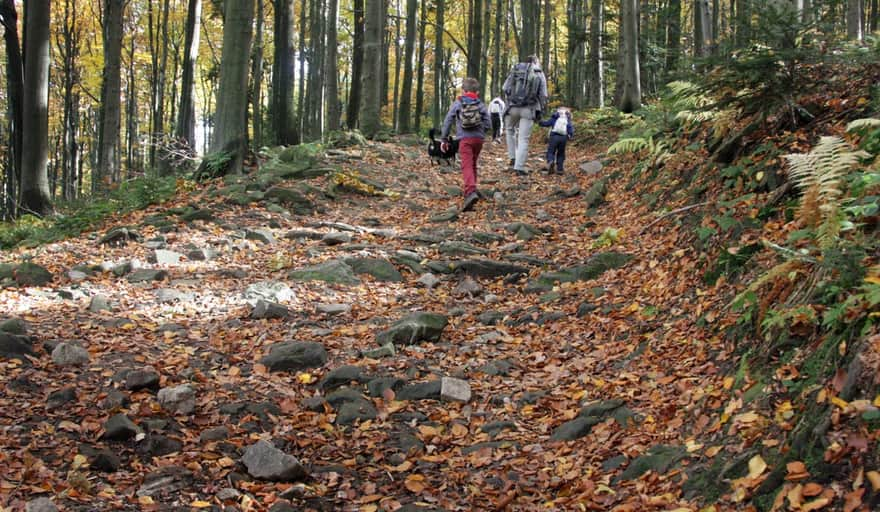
left=551, top=110, right=569, bottom=135
left=505, top=63, right=542, bottom=107
left=458, top=97, right=483, bottom=129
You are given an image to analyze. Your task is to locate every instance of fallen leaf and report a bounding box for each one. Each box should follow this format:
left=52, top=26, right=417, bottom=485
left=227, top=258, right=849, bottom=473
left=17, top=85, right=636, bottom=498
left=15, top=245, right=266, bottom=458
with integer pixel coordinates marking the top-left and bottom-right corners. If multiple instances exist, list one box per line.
left=747, top=454, right=767, bottom=479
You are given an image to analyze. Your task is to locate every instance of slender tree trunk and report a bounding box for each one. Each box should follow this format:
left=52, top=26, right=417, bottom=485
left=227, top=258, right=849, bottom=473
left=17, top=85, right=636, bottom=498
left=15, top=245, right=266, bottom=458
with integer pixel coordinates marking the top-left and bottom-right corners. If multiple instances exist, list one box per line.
left=126, top=36, right=139, bottom=176
left=20, top=0, right=51, bottom=214
left=212, top=0, right=255, bottom=174
left=97, top=0, right=124, bottom=192
left=542, top=0, right=551, bottom=74
left=480, top=0, right=490, bottom=97
left=325, top=0, right=340, bottom=131
left=398, top=0, right=417, bottom=133
left=391, top=0, right=402, bottom=130
left=735, top=0, right=750, bottom=47
left=870, top=0, right=878, bottom=32
left=177, top=0, right=201, bottom=148
left=60, top=0, right=80, bottom=200
left=348, top=0, right=364, bottom=129
left=297, top=0, right=307, bottom=135
left=0, top=0, right=24, bottom=207
left=618, top=0, right=641, bottom=113
left=305, top=0, right=325, bottom=140
left=251, top=0, right=264, bottom=149
left=467, top=0, right=483, bottom=78
left=588, top=0, right=603, bottom=107
left=433, top=0, right=444, bottom=128
left=665, top=0, right=681, bottom=74
left=360, top=0, right=384, bottom=137
left=152, top=0, right=170, bottom=171
left=492, top=0, right=502, bottom=94
left=414, top=0, right=427, bottom=131
left=847, top=0, right=863, bottom=40
left=519, top=0, right=538, bottom=59
left=274, top=0, right=298, bottom=144
left=694, top=0, right=712, bottom=57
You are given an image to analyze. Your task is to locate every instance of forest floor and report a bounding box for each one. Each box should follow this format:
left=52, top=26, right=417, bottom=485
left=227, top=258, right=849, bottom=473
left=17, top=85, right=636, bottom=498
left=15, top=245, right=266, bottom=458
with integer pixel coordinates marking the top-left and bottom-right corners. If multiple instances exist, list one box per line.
left=0, top=128, right=810, bottom=511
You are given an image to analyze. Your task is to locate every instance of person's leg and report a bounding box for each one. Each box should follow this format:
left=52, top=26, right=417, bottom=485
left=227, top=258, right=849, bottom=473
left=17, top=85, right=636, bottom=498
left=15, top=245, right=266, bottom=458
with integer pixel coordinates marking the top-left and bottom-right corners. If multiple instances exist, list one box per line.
left=505, top=110, right=520, bottom=163
left=545, top=140, right=555, bottom=167
left=460, top=138, right=478, bottom=197
left=514, top=115, right=533, bottom=171
left=491, top=114, right=501, bottom=139
left=556, top=139, right=567, bottom=174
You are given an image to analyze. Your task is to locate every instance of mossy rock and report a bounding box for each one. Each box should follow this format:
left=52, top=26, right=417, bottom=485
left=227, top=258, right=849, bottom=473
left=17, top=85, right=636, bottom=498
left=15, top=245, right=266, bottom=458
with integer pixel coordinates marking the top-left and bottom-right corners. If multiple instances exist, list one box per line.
left=277, top=144, right=321, bottom=167
left=614, top=445, right=687, bottom=482
left=550, top=416, right=602, bottom=441
left=180, top=208, right=215, bottom=222
left=527, top=252, right=631, bottom=292
left=375, top=312, right=449, bottom=346
left=343, top=257, right=403, bottom=282
left=288, top=260, right=360, bottom=285
left=0, top=263, right=15, bottom=281
left=0, top=318, right=27, bottom=335
left=264, top=187, right=316, bottom=215
left=13, top=262, right=53, bottom=287
left=325, top=130, right=368, bottom=149
left=584, top=178, right=608, bottom=209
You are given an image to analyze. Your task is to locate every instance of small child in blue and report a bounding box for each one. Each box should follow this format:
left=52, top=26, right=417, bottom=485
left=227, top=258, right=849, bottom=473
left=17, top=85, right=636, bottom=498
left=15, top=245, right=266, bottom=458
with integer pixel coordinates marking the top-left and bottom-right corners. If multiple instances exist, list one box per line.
left=538, top=107, right=574, bottom=174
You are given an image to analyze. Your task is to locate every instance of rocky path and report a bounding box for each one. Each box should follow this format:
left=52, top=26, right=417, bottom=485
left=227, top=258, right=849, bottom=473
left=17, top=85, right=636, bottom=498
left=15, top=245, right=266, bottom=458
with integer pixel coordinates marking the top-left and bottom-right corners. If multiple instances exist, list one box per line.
left=0, top=136, right=730, bottom=511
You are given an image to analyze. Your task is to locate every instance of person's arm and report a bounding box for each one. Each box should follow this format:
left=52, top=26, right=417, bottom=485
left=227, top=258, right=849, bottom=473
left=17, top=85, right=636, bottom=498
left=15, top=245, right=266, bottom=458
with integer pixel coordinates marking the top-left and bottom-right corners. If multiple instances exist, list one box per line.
left=441, top=101, right=459, bottom=139
left=567, top=115, right=574, bottom=138
left=539, top=73, right=549, bottom=112
left=481, top=104, right=491, bottom=132
left=538, top=112, right=557, bottom=127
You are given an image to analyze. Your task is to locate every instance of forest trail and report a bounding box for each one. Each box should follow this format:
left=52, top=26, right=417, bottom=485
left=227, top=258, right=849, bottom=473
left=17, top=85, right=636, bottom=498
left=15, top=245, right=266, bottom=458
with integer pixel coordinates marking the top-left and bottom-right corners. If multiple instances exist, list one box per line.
left=0, top=131, right=731, bottom=511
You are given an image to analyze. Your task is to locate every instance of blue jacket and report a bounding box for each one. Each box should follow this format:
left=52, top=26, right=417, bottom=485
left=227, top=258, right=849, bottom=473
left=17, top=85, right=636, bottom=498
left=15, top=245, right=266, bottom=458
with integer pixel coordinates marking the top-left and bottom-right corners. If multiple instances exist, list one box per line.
left=441, top=95, right=491, bottom=140
left=539, top=110, right=575, bottom=139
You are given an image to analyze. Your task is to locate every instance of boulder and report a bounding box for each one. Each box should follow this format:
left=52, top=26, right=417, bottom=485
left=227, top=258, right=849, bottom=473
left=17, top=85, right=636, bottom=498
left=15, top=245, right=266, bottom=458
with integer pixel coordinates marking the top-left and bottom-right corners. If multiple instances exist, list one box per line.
left=375, top=312, right=448, bottom=346
left=102, top=413, right=140, bottom=441
left=154, top=250, right=184, bottom=266
left=13, top=262, right=53, bottom=287
left=417, top=273, right=441, bottom=289
left=260, top=341, right=328, bottom=372
left=246, top=229, right=277, bottom=245
left=288, top=260, right=360, bottom=285
left=127, top=269, right=168, bottom=283
left=440, top=377, right=471, bottom=403
left=244, top=281, right=295, bottom=305
left=0, top=333, right=32, bottom=358
left=344, top=257, right=403, bottom=282
left=51, top=342, right=90, bottom=367
left=157, top=384, right=197, bottom=415
left=451, top=259, right=529, bottom=279
left=241, top=439, right=308, bottom=481
left=251, top=300, right=290, bottom=320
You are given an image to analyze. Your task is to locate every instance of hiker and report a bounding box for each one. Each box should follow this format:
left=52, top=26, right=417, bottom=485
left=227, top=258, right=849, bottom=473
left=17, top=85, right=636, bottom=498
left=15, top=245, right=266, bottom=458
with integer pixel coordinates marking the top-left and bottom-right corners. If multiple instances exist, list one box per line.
left=441, top=77, right=491, bottom=212
left=488, top=96, right=506, bottom=143
left=538, top=107, right=574, bottom=174
left=502, top=55, right=548, bottom=176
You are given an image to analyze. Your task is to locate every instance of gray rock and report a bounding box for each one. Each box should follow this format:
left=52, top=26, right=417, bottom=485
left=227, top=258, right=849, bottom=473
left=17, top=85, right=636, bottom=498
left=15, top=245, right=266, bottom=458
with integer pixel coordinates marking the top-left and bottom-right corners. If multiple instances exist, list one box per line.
left=187, top=247, right=218, bottom=261
left=480, top=420, right=518, bottom=437
left=396, top=380, right=441, bottom=401
left=216, top=488, right=241, bottom=501
left=0, top=318, right=27, bottom=335
left=360, top=343, right=396, bottom=359
left=67, top=270, right=88, bottom=282
left=577, top=302, right=598, bottom=317
left=366, top=377, right=406, bottom=397
left=244, top=281, right=295, bottom=305
left=550, top=416, right=602, bottom=441
left=343, top=257, right=403, bottom=282
left=452, top=259, right=529, bottom=279
left=111, top=261, right=132, bottom=276
left=157, top=384, right=197, bottom=415
left=137, top=466, right=193, bottom=497
left=142, top=434, right=183, bottom=456
left=285, top=229, right=323, bottom=240
left=453, top=277, right=483, bottom=297
left=336, top=400, right=378, bottom=425
left=440, top=377, right=471, bottom=402
left=251, top=300, right=290, bottom=319
left=89, top=294, right=112, bottom=312
left=316, top=303, right=351, bottom=316
left=325, top=387, right=367, bottom=408
left=154, top=249, right=184, bottom=266
left=102, top=413, right=141, bottom=441
left=127, top=269, right=168, bottom=283
left=375, top=312, right=448, bottom=346
left=478, top=359, right=513, bottom=376
left=241, top=439, right=308, bottom=481
left=51, top=342, right=90, bottom=366
left=46, top=387, right=77, bottom=410
left=322, top=232, right=352, bottom=245
left=484, top=293, right=500, bottom=304
left=0, top=333, right=33, bottom=358
left=430, top=208, right=459, bottom=223
left=438, top=241, right=489, bottom=256
left=144, top=240, right=167, bottom=250
left=124, top=368, right=161, bottom=390
left=288, top=260, right=360, bottom=285
left=200, top=426, right=230, bottom=442
left=25, top=498, right=58, bottom=512
left=246, top=228, right=277, bottom=245
left=260, top=341, right=328, bottom=372
left=320, top=365, right=364, bottom=391
left=417, top=273, right=441, bottom=289
left=180, top=208, right=215, bottom=222
left=90, top=449, right=121, bottom=472
left=584, top=178, right=608, bottom=209
left=156, top=288, right=187, bottom=303
left=527, top=252, right=632, bottom=292
left=264, top=187, right=316, bottom=215
left=615, top=445, right=687, bottom=482
left=580, top=160, right=603, bottom=175
left=477, top=310, right=506, bottom=326
left=99, top=389, right=129, bottom=410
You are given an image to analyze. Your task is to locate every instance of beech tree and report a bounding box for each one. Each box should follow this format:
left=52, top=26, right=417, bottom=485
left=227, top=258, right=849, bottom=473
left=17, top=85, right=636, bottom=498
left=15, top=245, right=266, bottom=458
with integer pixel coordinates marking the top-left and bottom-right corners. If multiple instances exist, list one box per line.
left=359, top=0, right=384, bottom=138
left=20, top=0, right=51, bottom=214
left=96, top=0, right=124, bottom=191
left=618, top=0, right=641, bottom=113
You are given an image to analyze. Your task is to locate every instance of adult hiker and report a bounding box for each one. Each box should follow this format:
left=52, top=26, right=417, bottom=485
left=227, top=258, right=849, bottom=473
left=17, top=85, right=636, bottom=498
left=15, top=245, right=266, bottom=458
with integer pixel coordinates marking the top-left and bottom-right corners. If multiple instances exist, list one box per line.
left=488, top=96, right=506, bottom=143
left=502, top=55, right=548, bottom=176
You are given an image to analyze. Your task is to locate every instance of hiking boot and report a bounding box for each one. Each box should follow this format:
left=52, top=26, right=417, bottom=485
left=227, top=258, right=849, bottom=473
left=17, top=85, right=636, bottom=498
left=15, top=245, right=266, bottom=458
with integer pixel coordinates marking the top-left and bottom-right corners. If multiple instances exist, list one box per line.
left=515, top=169, right=528, bottom=177
left=508, top=158, right=515, bottom=171
left=461, top=192, right=480, bottom=212
left=546, top=162, right=555, bottom=174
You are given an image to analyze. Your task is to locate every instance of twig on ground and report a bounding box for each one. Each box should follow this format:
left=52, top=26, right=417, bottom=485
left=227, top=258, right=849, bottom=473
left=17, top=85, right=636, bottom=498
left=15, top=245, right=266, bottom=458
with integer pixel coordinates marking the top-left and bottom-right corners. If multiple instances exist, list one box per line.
left=639, top=201, right=710, bottom=234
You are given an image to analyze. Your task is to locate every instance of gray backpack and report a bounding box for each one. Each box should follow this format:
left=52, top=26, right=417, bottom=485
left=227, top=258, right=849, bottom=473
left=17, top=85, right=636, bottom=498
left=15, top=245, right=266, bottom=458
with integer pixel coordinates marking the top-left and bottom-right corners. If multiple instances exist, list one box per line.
left=505, top=63, right=542, bottom=107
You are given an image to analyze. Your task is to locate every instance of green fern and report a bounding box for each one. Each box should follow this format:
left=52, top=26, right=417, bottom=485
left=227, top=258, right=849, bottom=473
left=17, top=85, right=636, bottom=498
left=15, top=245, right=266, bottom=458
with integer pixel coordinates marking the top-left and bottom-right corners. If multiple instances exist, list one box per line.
left=785, top=136, right=869, bottom=248
left=846, top=118, right=880, bottom=132
left=607, top=137, right=649, bottom=154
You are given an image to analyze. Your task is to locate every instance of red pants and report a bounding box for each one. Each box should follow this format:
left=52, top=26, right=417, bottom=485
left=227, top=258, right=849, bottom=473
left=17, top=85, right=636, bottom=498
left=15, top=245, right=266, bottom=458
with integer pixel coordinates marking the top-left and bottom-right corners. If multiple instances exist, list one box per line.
left=459, top=137, right=483, bottom=196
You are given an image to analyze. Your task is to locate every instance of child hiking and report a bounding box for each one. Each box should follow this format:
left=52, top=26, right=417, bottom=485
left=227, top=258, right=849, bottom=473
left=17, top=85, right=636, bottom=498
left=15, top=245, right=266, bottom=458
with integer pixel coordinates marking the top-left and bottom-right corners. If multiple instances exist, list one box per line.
left=538, top=107, right=574, bottom=174
left=441, top=77, right=491, bottom=212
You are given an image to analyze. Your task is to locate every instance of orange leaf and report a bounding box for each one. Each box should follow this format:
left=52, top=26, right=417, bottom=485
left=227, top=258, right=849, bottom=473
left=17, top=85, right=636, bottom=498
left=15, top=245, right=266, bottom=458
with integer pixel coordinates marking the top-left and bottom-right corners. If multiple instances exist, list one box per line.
left=802, top=482, right=823, bottom=497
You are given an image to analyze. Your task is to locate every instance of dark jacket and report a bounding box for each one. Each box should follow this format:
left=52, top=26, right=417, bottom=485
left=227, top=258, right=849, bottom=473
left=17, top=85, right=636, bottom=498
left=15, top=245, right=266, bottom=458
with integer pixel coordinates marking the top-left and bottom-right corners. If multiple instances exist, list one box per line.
left=441, top=94, right=491, bottom=140
left=539, top=110, right=574, bottom=139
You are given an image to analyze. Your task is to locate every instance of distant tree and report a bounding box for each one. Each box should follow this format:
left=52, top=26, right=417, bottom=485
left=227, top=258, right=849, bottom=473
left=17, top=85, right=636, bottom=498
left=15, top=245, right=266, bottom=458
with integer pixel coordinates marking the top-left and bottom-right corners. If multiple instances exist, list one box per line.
left=665, top=0, right=681, bottom=74
left=251, top=0, right=264, bottom=149
left=433, top=0, right=445, bottom=128
left=177, top=0, right=201, bottom=149
left=96, top=0, right=124, bottom=191
left=1, top=0, right=24, bottom=214
left=847, top=0, right=863, bottom=41
left=347, top=0, right=365, bottom=128
left=467, top=0, right=483, bottom=79
left=20, top=0, right=51, bottom=215
left=414, top=0, right=428, bottom=131
left=587, top=0, right=603, bottom=107
left=325, top=0, right=341, bottom=131
left=618, top=0, right=641, bottom=113
left=359, top=0, right=384, bottom=137
left=273, top=0, right=297, bottom=144
left=398, top=0, right=417, bottom=133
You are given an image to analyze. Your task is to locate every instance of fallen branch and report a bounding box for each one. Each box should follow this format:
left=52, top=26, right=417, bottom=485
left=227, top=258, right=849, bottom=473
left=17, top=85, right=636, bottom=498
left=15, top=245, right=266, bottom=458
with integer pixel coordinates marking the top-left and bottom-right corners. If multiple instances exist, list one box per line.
left=639, top=201, right=710, bottom=234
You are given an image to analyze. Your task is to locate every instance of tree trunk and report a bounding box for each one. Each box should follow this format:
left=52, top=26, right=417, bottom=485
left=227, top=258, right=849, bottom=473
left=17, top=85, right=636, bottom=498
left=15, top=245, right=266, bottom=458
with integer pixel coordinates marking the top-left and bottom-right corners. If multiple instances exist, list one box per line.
left=567, top=0, right=586, bottom=108
left=542, top=0, right=552, bottom=75
left=519, top=0, right=538, bottom=59
left=152, top=0, right=171, bottom=171
left=126, top=36, right=139, bottom=177
left=252, top=0, right=264, bottom=149
left=212, top=0, right=254, bottom=174
left=665, top=0, right=681, bottom=74
left=60, top=0, right=80, bottom=200
left=96, top=0, right=124, bottom=192
left=847, top=0, right=863, bottom=40
left=391, top=1, right=402, bottom=130
left=735, top=0, right=750, bottom=47
left=177, top=0, right=201, bottom=148
left=397, top=0, right=418, bottom=133
left=0, top=0, right=24, bottom=206
left=274, top=0, right=298, bottom=144
left=480, top=0, right=490, bottom=97
left=414, top=0, right=427, bottom=131
left=20, top=0, right=51, bottom=214
left=347, top=0, right=364, bottom=129
left=297, top=0, right=307, bottom=135
left=694, top=0, right=713, bottom=57
left=360, top=0, right=384, bottom=138
left=588, top=0, right=603, bottom=107
left=325, top=0, right=340, bottom=131
left=433, top=0, right=444, bottom=128
left=467, top=0, right=483, bottom=79
left=304, top=0, right=325, bottom=140
left=492, top=0, right=502, bottom=95
left=618, top=0, right=641, bottom=113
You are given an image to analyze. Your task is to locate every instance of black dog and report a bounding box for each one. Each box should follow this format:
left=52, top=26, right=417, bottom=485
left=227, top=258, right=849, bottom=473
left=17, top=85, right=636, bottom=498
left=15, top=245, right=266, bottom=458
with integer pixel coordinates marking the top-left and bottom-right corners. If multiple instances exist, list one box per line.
left=427, top=128, right=459, bottom=166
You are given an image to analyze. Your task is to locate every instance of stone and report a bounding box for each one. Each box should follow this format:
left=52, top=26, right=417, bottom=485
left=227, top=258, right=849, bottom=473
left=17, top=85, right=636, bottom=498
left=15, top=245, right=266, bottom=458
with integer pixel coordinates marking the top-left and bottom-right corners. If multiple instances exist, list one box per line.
left=316, top=303, right=350, bottom=316
left=577, top=302, right=598, bottom=317
left=200, top=426, right=230, bottom=442
left=13, top=262, right=53, bottom=287
left=360, top=343, right=396, bottom=359
left=430, top=208, right=459, bottom=223
left=25, top=498, right=58, bottom=512
left=344, top=257, right=403, bottom=282
left=241, top=439, right=308, bottom=481
left=46, top=387, right=77, bottom=410
left=144, top=240, right=167, bottom=250
left=260, top=341, right=328, bottom=372
left=180, top=208, right=215, bottom=222
left=584, top=178, right=608, bottom=209
left=579, top=399, right=626, bottom=419
left=111, top=261, right=133, bottom=276
left=187, top=247, right=218, bottom=261
left=480, top=420, right=517, bottom=437
left=550, top=416, right=602, bottom=441
left=244, top=281, right=295, bottom=305
left=90, top=449, right=121, bottom=472
left=216, top=488, right=241, bottom=501
left=127, top=269, right=168, bottom=283
left=322, top=231, right=352, bottom=245
left=320, top=365, right=364, bottom=391
left=579, top=160, right=603, bottom=175
left=396, top=380, right=441, bottom=401
left=285, top=229, right=323, bottom=240
left=157, top=384, right=197, bottom=415
left=0, top=333, right=33, bottom=358
left=124, top=368, right=161, bottom=390
left=417, top=273, right=441, bottom=289
left=478, top=359, right=513, bottom=376
left=89, top=294, right=112, bottom=312
left=614, top=445, right=687, bottom=482
left=335, top=400, right=378, bottom=425
left=440, top=377, right=471, bottom=403
left=154, top=249, right=184, bottom=266
left=51, top=342, right=90, bottom=367
left=99, top=389, right=129, bottom=410
left=156, top=288, right=187, bottom=303
left=477, top=311, right=506, bottom=326
left=264, top=187, right=316, bottom=215
left=453, top=277, right=483, bottom=297
left=452, top=259, right=529, bottom=279
left=0, top=318, right=27, bottom=335
left=102, top=413, right=140, bottom=441
left=375, top=312, right=448, bottom=346
left=528, top=252, right=632, bottom=292
left=137, top=466, right=193, bottom=497
left=246, top=228, right=277, bottom=244
left=251, top=300, right=290, bottom=320
left=438, top=241, right=489, bottom=256
left=142, top=434, right=183, bottom=456
left=67, top=270, right=88, bottom=282
left=367, top=377, right=406, bottom=397
left=288, top=260, right=360, bottom=285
